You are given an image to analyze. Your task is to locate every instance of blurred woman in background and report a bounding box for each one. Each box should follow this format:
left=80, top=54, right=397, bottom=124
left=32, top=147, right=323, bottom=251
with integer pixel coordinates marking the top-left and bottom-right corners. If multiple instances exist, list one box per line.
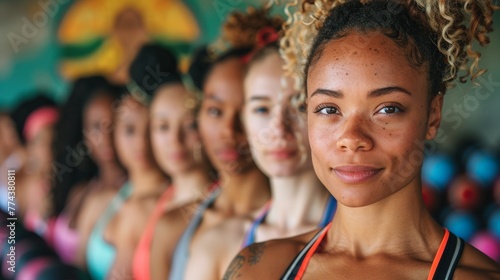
left=48, top=76, right=126, bottom=268
left=127, top=44, right=215, bottom=280
left=169, top=8, right=278, bottom=279
left=188, top=22, right=337, bottom=279
left=101, top=90, right=169, bottom=279
left=0, top=111, right=24, bottom=213
left=9, top=94, right=59, bottom=235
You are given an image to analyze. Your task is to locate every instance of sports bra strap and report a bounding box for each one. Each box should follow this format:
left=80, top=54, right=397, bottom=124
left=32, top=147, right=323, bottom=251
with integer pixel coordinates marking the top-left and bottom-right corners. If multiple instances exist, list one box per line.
left=428, top=229, right=464, bottom=280
left=318, top=196, right=336, bottom=228
left=281, top=224, right=331, bottom=280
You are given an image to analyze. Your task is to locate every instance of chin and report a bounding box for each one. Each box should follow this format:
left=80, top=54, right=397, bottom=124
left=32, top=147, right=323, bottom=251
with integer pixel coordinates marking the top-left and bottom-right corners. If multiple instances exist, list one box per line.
left=267, top=167, right=298, bottom=178
left=327, top=183, right=384, bottom=208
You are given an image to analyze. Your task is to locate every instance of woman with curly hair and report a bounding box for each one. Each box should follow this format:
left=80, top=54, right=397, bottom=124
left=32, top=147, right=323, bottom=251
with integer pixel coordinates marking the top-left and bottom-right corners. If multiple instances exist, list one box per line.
left=224, top=1, right=500, bottom=279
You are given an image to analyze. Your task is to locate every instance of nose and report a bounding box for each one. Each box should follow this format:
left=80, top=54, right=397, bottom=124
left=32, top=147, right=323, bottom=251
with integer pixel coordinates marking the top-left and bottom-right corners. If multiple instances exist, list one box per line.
left=167, top=125, right=183, bottom=147
left=336, top=115, right=373, bottom=152
left=220, top=113, right=244, bottom=140
left=269, top=105, right=294, bottom=140
left=136, top=128, right=150, bottom=153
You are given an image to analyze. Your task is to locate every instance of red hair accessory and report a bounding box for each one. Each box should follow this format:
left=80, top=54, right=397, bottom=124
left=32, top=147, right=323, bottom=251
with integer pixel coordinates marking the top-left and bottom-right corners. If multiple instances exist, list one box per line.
left=241, top=26, right=280, bottom=64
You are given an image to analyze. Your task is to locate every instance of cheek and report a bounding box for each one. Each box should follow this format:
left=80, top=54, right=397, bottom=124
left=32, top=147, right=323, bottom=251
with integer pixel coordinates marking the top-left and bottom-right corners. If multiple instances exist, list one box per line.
left=184, top=132, right=201, bottom=150
left=308, top=120, right=335, bottom=162
left=376, top=113, right=427, bottom=155
left=115, top=132, right=132, bottom=159
left=151, top=131, right=167, bottom=153
left=199, top=120, right=217, bottom=152
left=246, top=118, right=271, bottom=148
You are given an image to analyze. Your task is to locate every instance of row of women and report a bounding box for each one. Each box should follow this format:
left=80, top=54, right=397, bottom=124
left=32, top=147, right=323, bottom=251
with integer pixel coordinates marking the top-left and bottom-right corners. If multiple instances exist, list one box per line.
left=1, top=0, right=500, bottom=279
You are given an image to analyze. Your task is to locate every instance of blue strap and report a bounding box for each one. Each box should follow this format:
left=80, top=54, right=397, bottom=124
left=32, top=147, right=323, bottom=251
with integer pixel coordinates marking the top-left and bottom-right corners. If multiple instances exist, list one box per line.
left=241, top=201, right=272, bottom=248
left=318, top=196, right=336, bottom=228
left=86, top=181, right=133, bottom=280
left=169, top=188, right=221, bottom=280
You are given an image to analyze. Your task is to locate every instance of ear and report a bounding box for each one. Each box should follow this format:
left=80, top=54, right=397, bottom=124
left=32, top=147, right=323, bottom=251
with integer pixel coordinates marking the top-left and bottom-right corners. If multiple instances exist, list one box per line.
left=426, top=94, right=444, bottom=140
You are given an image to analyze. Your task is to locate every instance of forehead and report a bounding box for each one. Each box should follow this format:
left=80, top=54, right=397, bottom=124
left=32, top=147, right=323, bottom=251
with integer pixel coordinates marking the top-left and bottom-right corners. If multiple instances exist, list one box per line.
left=85, top=96, right=113, bottom=114
left=307, top=31, right=428, bottom=96
left=245, top=53, right=297, bottom=101
left=117, top=96, right=149, bottom=122
left=151, top=85, right=195, bottom=117
left=204, top=58, right=245, bottom=105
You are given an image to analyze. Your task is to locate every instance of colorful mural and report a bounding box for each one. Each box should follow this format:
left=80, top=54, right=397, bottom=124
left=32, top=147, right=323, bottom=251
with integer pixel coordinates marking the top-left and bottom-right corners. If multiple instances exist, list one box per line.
left=57, top=0, right=200, bottom=82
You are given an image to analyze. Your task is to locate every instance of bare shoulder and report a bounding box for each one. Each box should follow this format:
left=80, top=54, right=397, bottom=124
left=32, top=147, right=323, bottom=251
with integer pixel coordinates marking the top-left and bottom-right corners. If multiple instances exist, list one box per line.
left=454, top=243, right=500, bottom=279
left=222, top=229, right=321, bottom=280
left=156, top=203, right=193, bottom=232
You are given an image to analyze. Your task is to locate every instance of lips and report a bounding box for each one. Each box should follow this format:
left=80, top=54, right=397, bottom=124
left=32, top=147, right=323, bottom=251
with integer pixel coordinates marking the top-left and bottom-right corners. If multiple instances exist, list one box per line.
left=267, top=149, right=297, bottom=160
left=216, top=149, right=240, bottom=161
left=169, top=152, right=187, bottom=161
left=332, top=165, right=383, bottom=184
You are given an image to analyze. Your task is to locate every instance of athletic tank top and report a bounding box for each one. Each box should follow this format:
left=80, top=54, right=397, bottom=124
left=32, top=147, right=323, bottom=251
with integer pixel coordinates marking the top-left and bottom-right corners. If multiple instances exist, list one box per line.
left=86, top=181, right=133, bottom=280
left=132, top=186, right=174, bottom=280
left=241, top=196, right=337, bottom=248
left=169, top=188, right=221, bottom=280
left=281, top=223, right=464, bottom=280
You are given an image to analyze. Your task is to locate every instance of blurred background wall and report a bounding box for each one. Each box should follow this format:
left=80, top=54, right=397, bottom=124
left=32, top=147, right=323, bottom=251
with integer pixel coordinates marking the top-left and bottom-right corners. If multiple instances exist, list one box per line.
left=0, top=0, right=499, bottom=151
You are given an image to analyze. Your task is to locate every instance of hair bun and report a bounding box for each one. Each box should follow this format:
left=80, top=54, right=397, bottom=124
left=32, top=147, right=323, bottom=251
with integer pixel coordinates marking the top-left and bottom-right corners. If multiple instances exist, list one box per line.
left=129, top=44, right=182, bottom=97
left=188, top=45, right=213, bottom=92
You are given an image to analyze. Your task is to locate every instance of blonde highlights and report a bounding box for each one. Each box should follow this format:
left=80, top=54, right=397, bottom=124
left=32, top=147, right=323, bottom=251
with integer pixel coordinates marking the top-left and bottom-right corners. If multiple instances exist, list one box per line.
left=278, top=0, right=497, bottom=92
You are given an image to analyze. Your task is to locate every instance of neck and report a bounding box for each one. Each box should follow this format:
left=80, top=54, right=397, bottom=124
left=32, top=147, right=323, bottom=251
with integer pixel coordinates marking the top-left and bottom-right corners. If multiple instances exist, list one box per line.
left=217, top=167, right=270, bottom=216
left=98, top=162, right=125, bottom=189
left=327, top=178, right=442, bottom=258
left=129, top=168, right=167, bottom=197
left=266, top=169, right=330, bottom=229
left=172, top=167, right=213, bottom=203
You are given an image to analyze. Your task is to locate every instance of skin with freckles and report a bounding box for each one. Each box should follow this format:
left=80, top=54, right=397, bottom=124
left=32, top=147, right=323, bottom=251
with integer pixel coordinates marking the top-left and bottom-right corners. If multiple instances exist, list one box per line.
left=244, top=52, right=311, bottom=177
left=307, top=32, right=431, bottom=208
left=223, top=32, right=500, bottom=280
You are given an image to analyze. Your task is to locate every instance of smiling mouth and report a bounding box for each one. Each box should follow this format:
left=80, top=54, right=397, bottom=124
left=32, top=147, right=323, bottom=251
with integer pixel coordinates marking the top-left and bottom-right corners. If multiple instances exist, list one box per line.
left=331, top=165, right=383, bottom=184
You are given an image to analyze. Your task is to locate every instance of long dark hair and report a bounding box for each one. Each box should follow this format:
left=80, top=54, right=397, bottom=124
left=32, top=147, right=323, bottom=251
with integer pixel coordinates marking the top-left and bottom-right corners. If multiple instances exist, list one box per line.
left=51, top=76, right=121, bottom=216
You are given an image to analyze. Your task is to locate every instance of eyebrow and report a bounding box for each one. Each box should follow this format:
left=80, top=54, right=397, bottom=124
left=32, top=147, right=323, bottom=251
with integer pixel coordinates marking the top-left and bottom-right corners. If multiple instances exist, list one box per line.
left=248, top=95, right=271, bottom=102
left=205, top=94, right=222, bottom=102
left=310, top=89, right=343, bottom=98
left=310, top=86, right=412, bottom=99
left=369, top=86, right=412, bottom=97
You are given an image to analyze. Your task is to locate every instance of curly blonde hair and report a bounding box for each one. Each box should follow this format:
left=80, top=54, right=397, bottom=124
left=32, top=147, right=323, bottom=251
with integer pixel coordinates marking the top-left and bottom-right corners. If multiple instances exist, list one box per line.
left=277, top=0, right=497, bottom=94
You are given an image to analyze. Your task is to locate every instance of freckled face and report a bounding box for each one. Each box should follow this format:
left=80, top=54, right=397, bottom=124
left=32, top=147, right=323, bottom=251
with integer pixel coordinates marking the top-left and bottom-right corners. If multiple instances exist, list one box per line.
left=243, top=52, right=311, bottom=177
left=307, top=31, right=442, bottom=207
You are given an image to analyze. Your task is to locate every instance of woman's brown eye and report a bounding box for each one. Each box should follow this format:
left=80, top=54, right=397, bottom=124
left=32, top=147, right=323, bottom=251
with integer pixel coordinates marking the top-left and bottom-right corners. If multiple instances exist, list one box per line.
left=378, top=106, right=403, bottom=114
left=315, top=106, right=338, bottom=115
left=207, top=107, right=222, bottom=117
